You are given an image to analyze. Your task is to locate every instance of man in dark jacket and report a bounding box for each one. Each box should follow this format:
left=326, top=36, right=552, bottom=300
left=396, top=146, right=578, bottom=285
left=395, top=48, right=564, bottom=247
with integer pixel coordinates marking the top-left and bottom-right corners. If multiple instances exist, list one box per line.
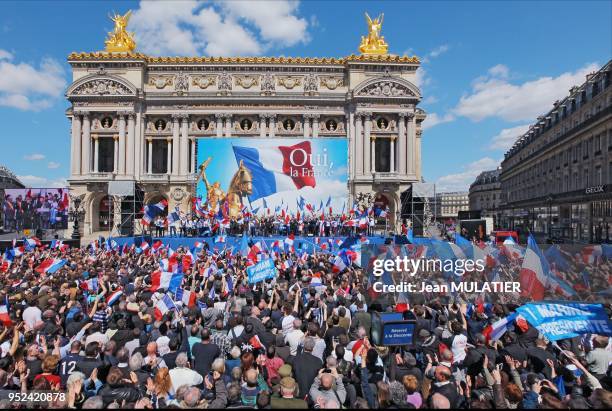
left=288, top=337, right=323, bottom=399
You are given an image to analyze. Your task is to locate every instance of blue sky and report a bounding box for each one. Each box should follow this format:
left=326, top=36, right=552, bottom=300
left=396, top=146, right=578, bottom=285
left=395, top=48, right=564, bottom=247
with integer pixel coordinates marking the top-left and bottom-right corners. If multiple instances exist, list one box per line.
left=0, top=0, right=610, bottom=191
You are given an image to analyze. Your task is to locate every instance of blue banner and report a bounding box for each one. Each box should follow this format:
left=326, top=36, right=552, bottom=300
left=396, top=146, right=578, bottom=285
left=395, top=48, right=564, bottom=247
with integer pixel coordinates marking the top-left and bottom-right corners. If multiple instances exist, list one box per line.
left=247, top=258, right=278, bottom=284
left=516, top=302, right=612, bottom=341
left=382, top=322, right=415, bottom=346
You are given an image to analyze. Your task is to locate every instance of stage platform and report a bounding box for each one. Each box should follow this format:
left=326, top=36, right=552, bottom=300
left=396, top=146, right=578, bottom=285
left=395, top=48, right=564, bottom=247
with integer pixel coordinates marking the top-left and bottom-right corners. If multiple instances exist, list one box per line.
left=109, top=235, right=392, bottom=253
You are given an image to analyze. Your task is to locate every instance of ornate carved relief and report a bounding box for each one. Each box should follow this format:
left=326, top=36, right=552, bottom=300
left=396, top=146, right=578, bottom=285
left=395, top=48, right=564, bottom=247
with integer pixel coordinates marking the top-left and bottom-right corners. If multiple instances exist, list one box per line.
left=148, top=76, right=173, bottom=89
left=357, top=80, right=416, bottom=97
left=235, top=75, right=260, bottom=89
left=174, top=72, right=189, bottom=93
left=320, top=76, right=343, bottom=90
left=72, top=79, right=133, bottom=96
left=192, top=75, right=217, bottom=90
left=277, top=76, right=302, bottom=90
left=261, top=72, right=275, bottom=94
left=217, top=72, right=232, bottom=94
left=304, top=73, right=318, bottom=93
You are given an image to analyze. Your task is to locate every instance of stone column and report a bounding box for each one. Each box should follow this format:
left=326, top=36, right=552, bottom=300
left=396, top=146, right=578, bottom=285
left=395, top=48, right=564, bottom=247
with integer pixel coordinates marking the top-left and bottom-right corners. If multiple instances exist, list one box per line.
left=363, top=113, right=372, bottom=175
left=180, top=115, right=189, bottom=175
left=93, top=134, right=99, bottom=173
left=398, top=113, right=406, bottom=175
left=136, top=114, right=145, bottom=178
left=113, top=135, right=119, bottom=173
left=126, top=113, right=135, bottom=175
left=259, top=114, right=267, bottom=137
left=390, top=136, right=396, bottom=173
left=190, top=138, right=196, bottom=173
left=312, top=114, right=320, bottom=138
left=303, top=114, right=311, bottom=138
left=224, top=114, right=232, bottom=137
left=172, top=115, right=180, bottom=175
left=118, top=114, right=126, bottom=174
left=407, top=114, right=416, bottom=175
left=166, top=138, right=172, bottom=174
left=348, top=113, right=354, bottom=178
left=147, top=138, right=153, bottom=174
left=371, top=136, right=376, bottom=174
left=268, top=115, right=276, bottom=137
left=416, top=128, right=422, bottom=180
left=355, top=113, right=363, bottom=175
left=81, top=113, right=91, bottom=174
left=71, top=112, right=82, bottom=176
left=215, top=114, right=223, bottom=137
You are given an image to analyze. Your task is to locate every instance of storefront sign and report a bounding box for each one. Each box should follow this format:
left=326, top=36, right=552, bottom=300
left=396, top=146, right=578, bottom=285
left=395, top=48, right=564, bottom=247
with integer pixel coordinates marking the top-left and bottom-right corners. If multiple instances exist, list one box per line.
left=585, top=185, right=607, bottom=195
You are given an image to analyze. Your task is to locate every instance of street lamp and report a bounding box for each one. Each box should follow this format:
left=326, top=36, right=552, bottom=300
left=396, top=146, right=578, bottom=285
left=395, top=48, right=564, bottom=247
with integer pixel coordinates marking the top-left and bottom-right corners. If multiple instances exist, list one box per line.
left=69, top=194, right=85, bottom=241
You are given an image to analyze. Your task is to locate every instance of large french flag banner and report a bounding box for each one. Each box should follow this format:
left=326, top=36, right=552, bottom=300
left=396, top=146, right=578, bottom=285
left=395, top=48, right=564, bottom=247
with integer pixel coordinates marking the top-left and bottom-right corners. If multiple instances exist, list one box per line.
left=483, top=312, right=518, bottom=342
left=35, top=258, right=66, bottom=275
left=232, top=141, right=316, bottom=202
left=154, top=294, right=176, bottom=321
left=142, top=199, right=168, bottom=226
left=151, top=270, right=184, bottom=293
left=519, top=235, right=550, bottom=300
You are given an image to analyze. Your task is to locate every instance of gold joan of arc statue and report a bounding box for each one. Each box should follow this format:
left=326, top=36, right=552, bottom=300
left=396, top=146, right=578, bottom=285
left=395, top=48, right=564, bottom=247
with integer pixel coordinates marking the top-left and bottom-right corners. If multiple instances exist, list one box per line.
left=359, top=12, right=389, bottom=55
left=105, top=10, right=137, bottom=53
left=197, top=157, right=253, bottom=219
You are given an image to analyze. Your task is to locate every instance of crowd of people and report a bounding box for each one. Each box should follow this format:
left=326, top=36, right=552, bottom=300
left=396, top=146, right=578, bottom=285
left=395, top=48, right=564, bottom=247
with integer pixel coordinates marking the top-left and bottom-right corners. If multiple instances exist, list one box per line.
left=147, top=213, right=383, bottom=238
left=0, top=234, right=611, bottom=410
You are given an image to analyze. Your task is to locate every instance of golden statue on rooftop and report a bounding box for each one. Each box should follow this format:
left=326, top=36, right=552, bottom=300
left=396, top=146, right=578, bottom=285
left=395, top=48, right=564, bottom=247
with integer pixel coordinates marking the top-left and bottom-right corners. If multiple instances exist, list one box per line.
left=359, top=12, right=389, bottom=55
left=105, top=10, right=136, bottom=53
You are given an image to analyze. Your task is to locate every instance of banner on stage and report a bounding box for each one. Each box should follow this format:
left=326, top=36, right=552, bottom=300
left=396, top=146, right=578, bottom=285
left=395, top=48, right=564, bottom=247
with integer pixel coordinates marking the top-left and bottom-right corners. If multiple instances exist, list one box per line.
left=196, top=138, right=348, bottom=214
left=247, top=258, right=278, bottom=284
left=516, top=302, right=612, bottom=341
left=2, top=188, right=70, bottom=230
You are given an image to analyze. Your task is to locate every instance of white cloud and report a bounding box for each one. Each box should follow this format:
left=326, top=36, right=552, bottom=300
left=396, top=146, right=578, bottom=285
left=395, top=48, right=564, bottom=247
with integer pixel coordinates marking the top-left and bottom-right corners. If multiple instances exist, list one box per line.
left=414, top=67, right=430, bottom=89
left=453, top=62, right=599, bottom=122
left=24, top=153, right=45, bottom=161
left=428, top=44, right=449, bottom=59
left=488, top=124, right=531, bottom=151
left=422, top=95, right=438, bottom=105
left=421, top=44, right=450, bottom=64
left=130, top=0, right=309, bottom=56
left=17, top=175, right=68, bottom=188
left=0, top=50, right=66, bottom=111
left=47, top=161, right=61, bottom=169
left=436, top=157, right=500, bottom=192
left=422, top=113, right=455, bottom=130
left=0, top=49, right=12, bottom=60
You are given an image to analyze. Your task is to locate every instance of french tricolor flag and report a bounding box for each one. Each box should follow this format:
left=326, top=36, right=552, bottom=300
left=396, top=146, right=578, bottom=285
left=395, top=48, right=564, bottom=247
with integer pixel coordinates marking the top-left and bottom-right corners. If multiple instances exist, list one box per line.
left=483, top=312, right=518, bottom=342
left=142, top=199, right=168, bottom=226
left=35, top=258, right=66, bottom=275
left=215, top=235, right=226, bottom=244
left=24, top=237, right=41, bottom=250
left=519, top=235, right=550, bottom=300
left=152, top=240, right=164, bottom=253
left=194, top=241, right=204, bottom=249
left=175, top=288, right=196, bottom=308
left=154, top=294, right=176, bottom=321
left=106, top=288, right=123, bottom=306
left=0, top=299, right=12, bottom=326
left=150, top=270, right=184, bottom=293
left=232, top=141, right=316, bottom=202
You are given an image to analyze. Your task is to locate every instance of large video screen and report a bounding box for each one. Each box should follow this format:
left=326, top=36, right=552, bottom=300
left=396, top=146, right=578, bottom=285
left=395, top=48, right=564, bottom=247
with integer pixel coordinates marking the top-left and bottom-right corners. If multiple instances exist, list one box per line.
left=2, top=188, right=70, bottom=230
left=196, top=138, right=348, bottom=215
